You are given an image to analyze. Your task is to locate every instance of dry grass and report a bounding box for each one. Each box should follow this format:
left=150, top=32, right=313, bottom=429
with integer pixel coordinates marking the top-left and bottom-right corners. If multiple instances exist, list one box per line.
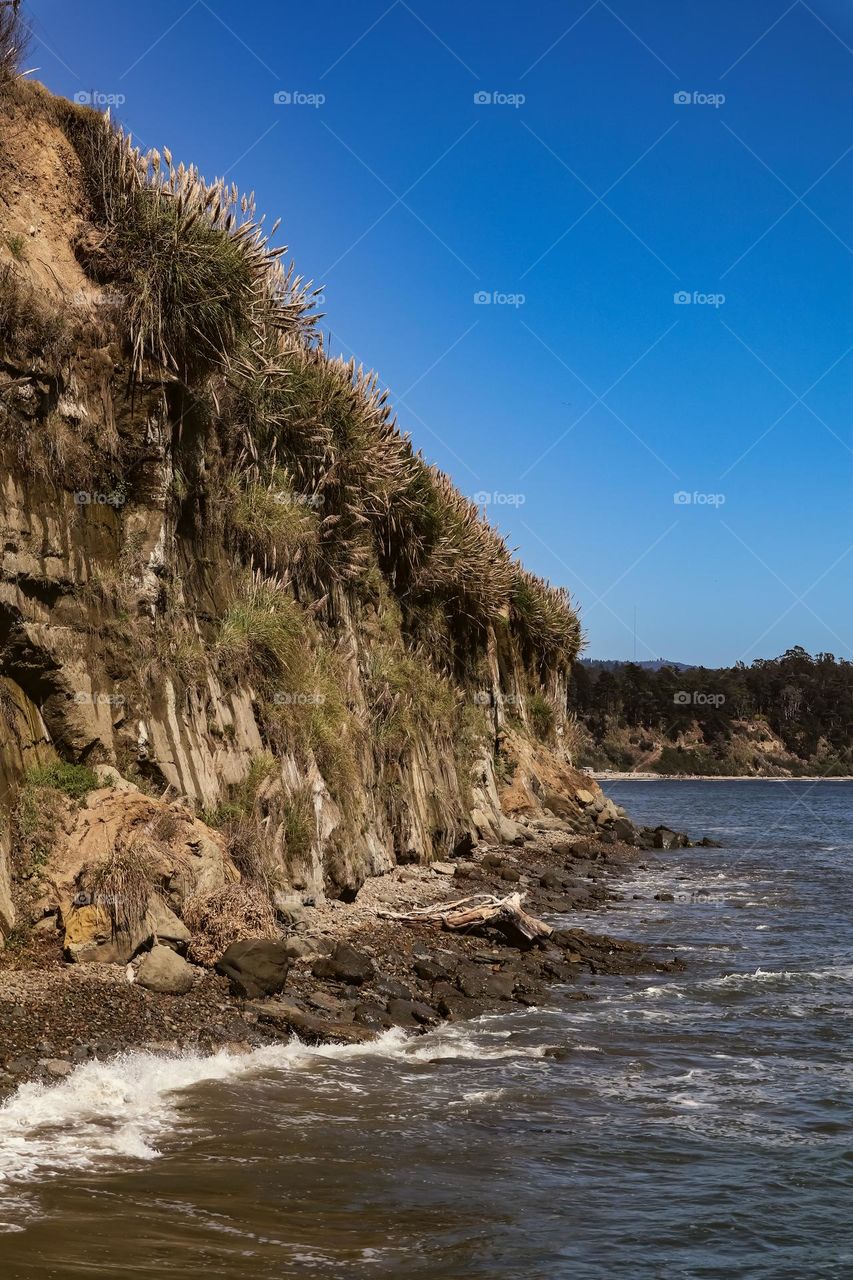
left=58, top=105, right=318, bottom=385
left=0, top=1, right=26, bottom=87
left=183, top=883, right=278, bottom=966
left=80, top=843, right=156, bottom=937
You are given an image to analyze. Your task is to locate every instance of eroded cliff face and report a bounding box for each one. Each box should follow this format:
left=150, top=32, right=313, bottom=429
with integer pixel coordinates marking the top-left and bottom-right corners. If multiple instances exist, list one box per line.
left=0, top=79, right=594, bottom=941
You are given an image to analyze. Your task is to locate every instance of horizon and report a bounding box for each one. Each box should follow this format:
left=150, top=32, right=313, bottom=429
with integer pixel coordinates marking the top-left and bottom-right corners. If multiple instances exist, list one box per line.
left=22, top=0, right=853, bottom=666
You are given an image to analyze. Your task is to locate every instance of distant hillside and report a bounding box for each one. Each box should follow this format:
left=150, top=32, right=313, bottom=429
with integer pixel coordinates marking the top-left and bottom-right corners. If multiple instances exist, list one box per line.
left=570, top=648, right=853, bottom=777
left=581, top=659, right=695, bottom=673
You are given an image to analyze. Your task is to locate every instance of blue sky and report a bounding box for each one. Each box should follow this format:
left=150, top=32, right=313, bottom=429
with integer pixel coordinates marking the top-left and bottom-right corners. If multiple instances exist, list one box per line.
left=24, top=0, right=853, bottom=665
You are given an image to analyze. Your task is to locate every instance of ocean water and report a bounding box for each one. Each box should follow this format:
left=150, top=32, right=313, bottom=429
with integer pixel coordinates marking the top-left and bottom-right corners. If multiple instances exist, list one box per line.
left=0, top=780, right=851, bottom=1279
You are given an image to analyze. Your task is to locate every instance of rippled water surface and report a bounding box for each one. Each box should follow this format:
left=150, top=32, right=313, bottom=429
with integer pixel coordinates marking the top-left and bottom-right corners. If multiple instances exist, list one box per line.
left=1, top=781, right=851, bottom=1279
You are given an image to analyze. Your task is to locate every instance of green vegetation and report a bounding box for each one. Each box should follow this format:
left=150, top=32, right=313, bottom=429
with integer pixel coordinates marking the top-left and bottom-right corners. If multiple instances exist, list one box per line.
left=572, top=648, right=853, bottom=775
left=24, top=761, right=98, bottom=799
left=13, top=762, right=97, bottom=872
left=6, top=233, right=25, bottom=260
left=527, top=691, right=556, bottom=743
left=215, top=571, right=308, bottom=685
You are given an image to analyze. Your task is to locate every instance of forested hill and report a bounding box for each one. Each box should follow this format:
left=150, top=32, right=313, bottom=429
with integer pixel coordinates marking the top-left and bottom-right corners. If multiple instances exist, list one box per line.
left=570, top=648, right=853, bottom=777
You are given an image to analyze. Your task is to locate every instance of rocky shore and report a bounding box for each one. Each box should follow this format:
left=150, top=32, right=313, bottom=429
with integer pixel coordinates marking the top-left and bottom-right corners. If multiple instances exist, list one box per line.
left=0, top=814, right=697, bottom=1093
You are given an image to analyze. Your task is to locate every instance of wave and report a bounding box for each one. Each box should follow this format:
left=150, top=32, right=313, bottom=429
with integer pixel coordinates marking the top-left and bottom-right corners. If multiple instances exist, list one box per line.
left=0, top=1033, right=407, bottom=1192
left=0, top=1017, right=556, bottom=1193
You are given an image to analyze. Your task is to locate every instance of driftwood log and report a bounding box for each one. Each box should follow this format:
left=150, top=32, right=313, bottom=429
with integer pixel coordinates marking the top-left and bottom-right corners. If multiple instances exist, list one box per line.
left=379, top=892, right=552, bottom=949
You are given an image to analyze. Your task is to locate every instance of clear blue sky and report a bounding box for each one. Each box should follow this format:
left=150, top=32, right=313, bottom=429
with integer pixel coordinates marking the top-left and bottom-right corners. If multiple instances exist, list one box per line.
left=24, top=0, right=853, bottom=666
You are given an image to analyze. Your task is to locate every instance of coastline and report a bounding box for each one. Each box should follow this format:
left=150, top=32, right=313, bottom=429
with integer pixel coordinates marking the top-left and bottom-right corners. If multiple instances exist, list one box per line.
left=0, top=820, right=687, bottom=1094
left=593, top=771, right=853, bottom=782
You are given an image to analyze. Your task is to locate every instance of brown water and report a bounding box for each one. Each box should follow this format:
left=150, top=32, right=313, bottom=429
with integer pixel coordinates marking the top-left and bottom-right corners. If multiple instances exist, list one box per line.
left=1, top=781, right=851, bottom=1279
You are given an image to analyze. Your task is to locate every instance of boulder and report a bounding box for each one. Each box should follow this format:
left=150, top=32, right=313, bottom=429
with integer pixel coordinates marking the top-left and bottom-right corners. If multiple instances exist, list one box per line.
left=613, top=818, right=639, bottom=845
left=137, top=945, right=197, bottom=995
left=311, top=942, right=375, bottom=985
left=386, top=998, right=439, bottom=1027
left=575, top=788, right=596, bottom=806
left=216, top=938, right=291, bottom=998
left=245, top=1000, right=375, bottom=1044
left=63, top=893, right=191, bottom=965
left=147, top=897, right=191, bottom=953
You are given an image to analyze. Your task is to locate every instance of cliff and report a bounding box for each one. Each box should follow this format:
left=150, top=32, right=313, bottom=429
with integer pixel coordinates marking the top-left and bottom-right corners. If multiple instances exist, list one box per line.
left=0, top=64, right=608, bottom=958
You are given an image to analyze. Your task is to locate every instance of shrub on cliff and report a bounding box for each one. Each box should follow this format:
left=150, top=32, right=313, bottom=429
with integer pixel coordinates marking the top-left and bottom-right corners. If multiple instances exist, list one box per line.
left=0, top=1, right=25, bottom=86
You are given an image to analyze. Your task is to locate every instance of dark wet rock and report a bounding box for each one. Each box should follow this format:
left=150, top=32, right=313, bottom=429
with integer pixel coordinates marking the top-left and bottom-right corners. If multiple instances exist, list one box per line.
left=499, top=866, right=521, bottom=882
left=245, top=999, right=375, bottom=1044
left=354, top=1001, right=394, bottom=1030
left=539, top=869, right=565, bottom=891
left=654, top=892, right=675, bottom=902
left=373, top=973, right=413, bottom=1001
left=652, top=826, right=690, bottom=850
left=216, top=939, right=292, bottom=998
left=456, top=963, right=516, bottom=1001
left=413, top=955, right=452, bottom=983
left=311, top=942, right=375, bottom=985
left=386, top=998, right=439, bottom=1027
left=696, top=836, right=722, bottom=848
left=613, top=818, right=639, bottom=845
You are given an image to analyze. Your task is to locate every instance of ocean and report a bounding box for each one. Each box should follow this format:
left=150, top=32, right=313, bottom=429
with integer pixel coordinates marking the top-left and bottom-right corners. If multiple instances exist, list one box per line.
left=0, top=780, right=851, bottom=1279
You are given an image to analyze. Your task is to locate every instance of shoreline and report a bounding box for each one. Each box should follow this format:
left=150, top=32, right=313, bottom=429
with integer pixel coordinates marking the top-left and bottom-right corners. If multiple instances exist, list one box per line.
left=593, top=771, right=853, bottom=782
left=0, top=821, right=686, bottom=1093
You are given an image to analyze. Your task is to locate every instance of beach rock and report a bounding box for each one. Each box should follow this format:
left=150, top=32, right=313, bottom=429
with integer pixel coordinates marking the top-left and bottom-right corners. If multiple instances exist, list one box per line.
left=386, top=998, right=439, bottom=1027
left=373, top=973, right=414, bottom=1001
left=651, top=826, right=691, bottom=850
left=147, top=897, right=191, bottom=953
left=40, top=1058, right=74, bottom=1079
left=354, top=1001, right=394, bottom=1030
left=137, top=946, right=197, bottom=994
left=413, top=955, right=453, bottom=983
left=431, top=861, right=456, bottom=876
left=246, top=999, right=375, bottom=1044
left=575, top=788, right=596, bottom=806
left=696, top=836, right=722, bottom=848
left=312, top=942, right=375, bottom=986
left=456, top=963, right=516, bottom=1001
left=216, top=939, right=291, bottom=998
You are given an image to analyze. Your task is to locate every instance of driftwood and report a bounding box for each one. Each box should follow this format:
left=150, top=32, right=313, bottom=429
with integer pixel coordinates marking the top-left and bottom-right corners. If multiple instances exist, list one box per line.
left=379, top=892, right=552, bottom=949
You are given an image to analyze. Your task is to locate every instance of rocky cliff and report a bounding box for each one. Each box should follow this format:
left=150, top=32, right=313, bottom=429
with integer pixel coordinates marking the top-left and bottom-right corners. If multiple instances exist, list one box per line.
left=0, top=66, right=601, bottom=958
